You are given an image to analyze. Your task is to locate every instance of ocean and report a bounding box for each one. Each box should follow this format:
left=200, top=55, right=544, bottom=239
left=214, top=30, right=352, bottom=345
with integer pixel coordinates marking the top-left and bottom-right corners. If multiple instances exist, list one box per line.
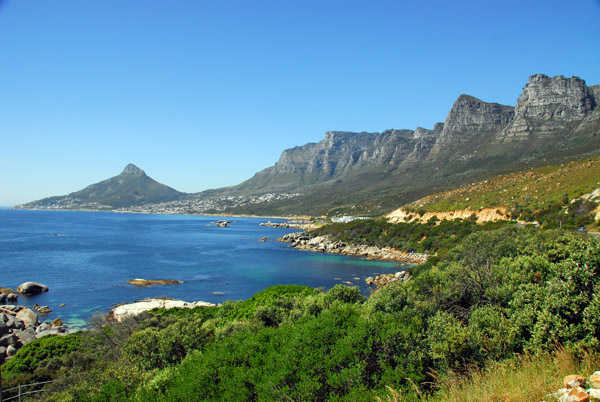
left=0, top=210, right=408, bottom=329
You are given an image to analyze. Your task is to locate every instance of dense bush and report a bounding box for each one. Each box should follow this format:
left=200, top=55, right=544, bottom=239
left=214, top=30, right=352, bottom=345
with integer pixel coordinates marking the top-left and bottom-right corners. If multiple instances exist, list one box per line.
left=312, top=218, right=508, bottom=256
left=518, top=198, right=597, bottom=229
left=15, top=226, right=600, bottom=401
left=1, top=333, right=83, bottom=390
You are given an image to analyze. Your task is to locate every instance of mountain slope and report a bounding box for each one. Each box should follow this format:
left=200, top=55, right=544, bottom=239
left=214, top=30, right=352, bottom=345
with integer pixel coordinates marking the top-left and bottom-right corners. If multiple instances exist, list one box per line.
left=17, top=164, right=185, bottom=210
left=386, top=155, right=600, bottom=226
left=216, top=74, right=600, bottom=216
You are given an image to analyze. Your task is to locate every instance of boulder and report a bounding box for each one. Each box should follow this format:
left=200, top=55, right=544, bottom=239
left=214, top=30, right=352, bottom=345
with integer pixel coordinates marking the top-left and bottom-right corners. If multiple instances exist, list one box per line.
left=36, top=322, right=51, bottom=333
left=0, top=321, right=10, bottom=336
left=4, top=315, right=15, bottom=328
left=2, top=305, right=21, bottom=313
left=6, top=344, right=17, bottom=356
left=0, top=345, right=6, bottom=356
left=36, top=325, right=66, bottom=338
left=0, top=321, right=7, bottom=336
left=13, top=328, right=36, bottom=345
left=35, top=330, right=57, bottom=339
left=13, top=318, right=25, bottom=329
left=588, top=389, right=600, bottom=399
left=590, top=371, right=600, bottom=388
left=565, top=375, right=587, bottom=389
left=16, top=308, right=38, bottom=327
left=0, top=333, right=17, bottom=347
left=7, top=293, right=18, bottom=301
left=17, top=282, right=49, bottom=295
left=0, top=294, right=6, bottom=303
left=566, top=386, right=589, bottom=402
left=52, top=318, right=63, bottom=327
left=33, top=304, right=52, bottom=314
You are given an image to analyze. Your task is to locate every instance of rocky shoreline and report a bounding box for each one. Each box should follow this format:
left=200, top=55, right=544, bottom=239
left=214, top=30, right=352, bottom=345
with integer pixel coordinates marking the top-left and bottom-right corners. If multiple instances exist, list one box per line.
left=278, top=232, right=429, bottom=264
left=1, top=305, right=69, bottom=364
left=260, top=220, right=317, bottom=230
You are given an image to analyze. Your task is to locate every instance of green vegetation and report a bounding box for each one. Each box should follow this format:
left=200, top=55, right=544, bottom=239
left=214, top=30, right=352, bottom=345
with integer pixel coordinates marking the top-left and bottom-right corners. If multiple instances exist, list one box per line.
left=312, top=217, right=509, bottom=258
left=424, top=349, right=600, bottom=402
left=5, top=226, right=600, bottom=401
left=406, top=156, right=600, bottom=219
left=519, top=197, right=597, bottom=229
left=1, top=334, right=83, bottom=395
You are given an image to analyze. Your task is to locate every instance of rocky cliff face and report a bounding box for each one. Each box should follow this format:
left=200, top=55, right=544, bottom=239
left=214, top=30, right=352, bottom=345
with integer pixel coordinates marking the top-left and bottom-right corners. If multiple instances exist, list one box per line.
left=501, top=74, right=597, bottom=140
left=235, top=74, right=599, bottom=200
left=430, top=95, right=514, bottom=155
left=247, top=130, right=423, bottom=192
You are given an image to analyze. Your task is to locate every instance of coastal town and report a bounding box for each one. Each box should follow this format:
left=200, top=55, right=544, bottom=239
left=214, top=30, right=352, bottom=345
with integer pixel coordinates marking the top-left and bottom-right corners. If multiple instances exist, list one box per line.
left=20, top=192, right=301, bottom=215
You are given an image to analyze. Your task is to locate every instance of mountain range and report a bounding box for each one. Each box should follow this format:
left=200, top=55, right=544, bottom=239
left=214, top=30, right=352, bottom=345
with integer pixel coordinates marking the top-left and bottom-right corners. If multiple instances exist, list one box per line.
left=17, top=74, right=600, bottom=216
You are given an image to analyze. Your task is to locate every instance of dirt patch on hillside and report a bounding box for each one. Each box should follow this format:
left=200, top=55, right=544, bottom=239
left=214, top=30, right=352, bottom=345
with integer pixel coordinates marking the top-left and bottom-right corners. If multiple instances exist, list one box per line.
left=387, top=207, right=510, bottom=224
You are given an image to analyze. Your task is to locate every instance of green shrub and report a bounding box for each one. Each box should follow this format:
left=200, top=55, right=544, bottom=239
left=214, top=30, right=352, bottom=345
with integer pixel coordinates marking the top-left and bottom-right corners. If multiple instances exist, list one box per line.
left=2, top=333, right=83, bottom=382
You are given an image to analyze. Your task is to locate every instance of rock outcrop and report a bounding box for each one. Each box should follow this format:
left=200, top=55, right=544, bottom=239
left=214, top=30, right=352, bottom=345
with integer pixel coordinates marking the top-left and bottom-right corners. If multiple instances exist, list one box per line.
left=110, top=298, right=216, bottom=322
left=0, top=305, right=69, bottom=364
left=430, top=95, right=514, bottom=155
left=278, top=232, right=428, bottom=264
left=16, top=282, right=49, bottom=296
left=260, top=220, right=315, bottom=230
left=501, top=74, right=598, bottom=140
left=126, top=279, right=183, bottom=287
left=237, top=74, right=598, bottom=194
left=15, top=307, right=39, bottom=326
left=365, top=271, right=411, bottom=288
left=243, top=130, right=422, bottom=192
left=542, top=372, right=600, bottom=402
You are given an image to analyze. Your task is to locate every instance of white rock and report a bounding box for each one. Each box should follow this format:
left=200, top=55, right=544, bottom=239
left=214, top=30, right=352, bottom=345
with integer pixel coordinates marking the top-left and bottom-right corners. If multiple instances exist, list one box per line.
left=587, top=389, right=600, bottom=398
left=111, top=298, right=216, bottom=322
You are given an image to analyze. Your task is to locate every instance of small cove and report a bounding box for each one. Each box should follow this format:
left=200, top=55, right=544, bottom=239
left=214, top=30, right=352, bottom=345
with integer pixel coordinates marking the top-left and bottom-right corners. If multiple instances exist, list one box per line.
left=0, top=210, right=409, bottom=329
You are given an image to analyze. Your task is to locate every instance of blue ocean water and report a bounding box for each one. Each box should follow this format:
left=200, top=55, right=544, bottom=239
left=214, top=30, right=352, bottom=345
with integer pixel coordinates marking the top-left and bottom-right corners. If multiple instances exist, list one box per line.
left=0, top=210, right=408, bottom=329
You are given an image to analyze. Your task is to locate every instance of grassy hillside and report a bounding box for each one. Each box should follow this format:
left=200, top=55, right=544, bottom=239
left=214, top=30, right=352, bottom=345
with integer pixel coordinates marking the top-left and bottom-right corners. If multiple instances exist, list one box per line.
left=404, top=155, right=600, bottom=214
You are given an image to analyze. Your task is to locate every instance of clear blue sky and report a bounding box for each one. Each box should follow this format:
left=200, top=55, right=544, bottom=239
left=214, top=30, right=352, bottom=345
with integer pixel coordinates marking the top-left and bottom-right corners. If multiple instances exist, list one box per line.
left=1, top=0, right=599, bottom=206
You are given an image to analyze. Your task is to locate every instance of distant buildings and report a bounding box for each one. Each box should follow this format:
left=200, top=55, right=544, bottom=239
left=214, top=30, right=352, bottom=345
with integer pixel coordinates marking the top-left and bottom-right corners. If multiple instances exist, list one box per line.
left=330, top=216, right=371, bottom=223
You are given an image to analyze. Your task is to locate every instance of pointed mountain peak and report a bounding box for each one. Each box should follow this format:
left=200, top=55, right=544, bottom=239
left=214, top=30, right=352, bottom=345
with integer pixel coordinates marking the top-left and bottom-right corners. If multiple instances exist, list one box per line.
left=121, top=163, right=145, bottom=176
left=454, top=94, right=481, bottom=103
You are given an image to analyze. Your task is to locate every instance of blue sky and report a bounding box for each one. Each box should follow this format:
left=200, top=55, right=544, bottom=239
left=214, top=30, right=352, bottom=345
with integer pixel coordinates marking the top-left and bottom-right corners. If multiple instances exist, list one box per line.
left=1, top=0, right=599, bottom=206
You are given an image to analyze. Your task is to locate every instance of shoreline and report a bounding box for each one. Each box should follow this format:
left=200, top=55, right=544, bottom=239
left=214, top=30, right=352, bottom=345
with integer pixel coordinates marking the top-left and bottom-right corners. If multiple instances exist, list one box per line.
left=9, top=207, right=313, bottom=221
left=278, top=232, right=429, bottom=264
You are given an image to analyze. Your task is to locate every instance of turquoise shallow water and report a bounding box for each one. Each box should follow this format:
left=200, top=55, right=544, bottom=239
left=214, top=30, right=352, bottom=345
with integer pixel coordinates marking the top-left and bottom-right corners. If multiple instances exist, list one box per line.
left=0, top=210, right=408, bottom=329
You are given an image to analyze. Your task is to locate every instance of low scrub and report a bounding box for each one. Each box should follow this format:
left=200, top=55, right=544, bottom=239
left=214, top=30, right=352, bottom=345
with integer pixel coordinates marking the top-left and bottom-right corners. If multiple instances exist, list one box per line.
left=426, top=348, right=600, bottom=402
left=6, top=227, right=600, bottom=401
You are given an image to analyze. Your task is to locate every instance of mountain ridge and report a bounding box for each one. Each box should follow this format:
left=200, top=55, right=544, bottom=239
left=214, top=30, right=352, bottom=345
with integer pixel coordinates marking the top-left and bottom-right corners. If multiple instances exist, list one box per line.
left=17, top=74, right=600, bottom=216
